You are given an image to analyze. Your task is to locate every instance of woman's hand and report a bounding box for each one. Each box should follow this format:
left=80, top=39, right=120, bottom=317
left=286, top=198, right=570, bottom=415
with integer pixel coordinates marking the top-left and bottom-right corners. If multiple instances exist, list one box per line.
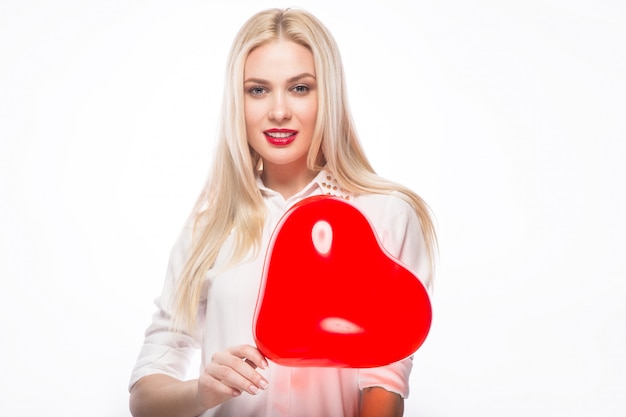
left=129, top=345, right=269, bottom=417
left=197, top=344, right=270, bottom=408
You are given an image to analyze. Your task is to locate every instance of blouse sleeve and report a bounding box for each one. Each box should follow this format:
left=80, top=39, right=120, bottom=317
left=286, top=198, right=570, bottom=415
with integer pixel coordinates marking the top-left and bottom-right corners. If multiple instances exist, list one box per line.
left=356, top=192, right=432, bottom=398
left=128, top=221, right=202, bottom=391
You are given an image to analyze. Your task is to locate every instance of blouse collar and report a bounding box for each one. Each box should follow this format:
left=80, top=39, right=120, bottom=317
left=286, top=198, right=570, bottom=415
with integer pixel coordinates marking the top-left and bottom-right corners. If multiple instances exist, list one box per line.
left=256, top=168, right=354, bottom=201
left=315, top=170, right=353, bottom=200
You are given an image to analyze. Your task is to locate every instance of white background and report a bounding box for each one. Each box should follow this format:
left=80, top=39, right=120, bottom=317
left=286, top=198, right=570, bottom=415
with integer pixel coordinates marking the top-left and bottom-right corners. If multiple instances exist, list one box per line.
left=1, top=0, right=625, bottom=416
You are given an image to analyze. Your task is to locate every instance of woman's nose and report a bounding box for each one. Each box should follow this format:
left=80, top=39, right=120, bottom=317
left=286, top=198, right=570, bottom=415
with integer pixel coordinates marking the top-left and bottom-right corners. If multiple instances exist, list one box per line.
left=269, top=93, right=291, bottom=122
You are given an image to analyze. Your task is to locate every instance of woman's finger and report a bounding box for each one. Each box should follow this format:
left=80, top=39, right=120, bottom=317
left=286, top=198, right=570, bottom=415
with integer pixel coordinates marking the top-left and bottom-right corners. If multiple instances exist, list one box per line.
left=207, top=346, right=269, bottom=395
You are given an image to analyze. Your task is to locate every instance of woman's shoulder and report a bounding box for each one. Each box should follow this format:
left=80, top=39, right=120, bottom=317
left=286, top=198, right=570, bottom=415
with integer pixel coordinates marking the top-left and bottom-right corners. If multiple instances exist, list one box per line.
left=348, top=191, right=422, bottom=243
left=352, top=191, right=415, bottom=220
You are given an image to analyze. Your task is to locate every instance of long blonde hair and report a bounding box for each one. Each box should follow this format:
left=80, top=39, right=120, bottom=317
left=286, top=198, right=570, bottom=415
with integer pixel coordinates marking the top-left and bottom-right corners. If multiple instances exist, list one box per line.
left=174, top=8, right=438, bottom=330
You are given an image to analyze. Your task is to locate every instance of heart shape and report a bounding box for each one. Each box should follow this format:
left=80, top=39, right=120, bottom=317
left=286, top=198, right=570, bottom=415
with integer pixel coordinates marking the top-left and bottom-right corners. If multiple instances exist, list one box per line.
left=253, top=195, right=432, bottom=368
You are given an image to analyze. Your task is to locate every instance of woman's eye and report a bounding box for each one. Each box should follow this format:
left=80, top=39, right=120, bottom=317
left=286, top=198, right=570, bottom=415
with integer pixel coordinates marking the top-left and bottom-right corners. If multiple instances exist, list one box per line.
left=292, top=85, right=309, bottom=94
left=248, top=86, right=267, bottom=96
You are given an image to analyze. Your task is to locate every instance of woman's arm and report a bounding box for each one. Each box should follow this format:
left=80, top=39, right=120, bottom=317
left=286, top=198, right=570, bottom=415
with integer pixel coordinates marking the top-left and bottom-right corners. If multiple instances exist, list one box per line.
left=129, top=374, right=207, bottom=417
left=360, top=387, right=404, bottom=417
left=129, top=344, right=269, bottom=417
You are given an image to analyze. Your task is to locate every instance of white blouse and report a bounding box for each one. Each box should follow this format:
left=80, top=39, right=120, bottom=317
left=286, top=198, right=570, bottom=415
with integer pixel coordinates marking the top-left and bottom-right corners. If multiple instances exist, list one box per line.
left=129, top=169, right=432, bottom=417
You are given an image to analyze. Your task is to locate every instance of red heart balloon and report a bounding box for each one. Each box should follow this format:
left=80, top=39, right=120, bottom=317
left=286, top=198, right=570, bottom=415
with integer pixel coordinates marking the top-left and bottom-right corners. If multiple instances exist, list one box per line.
left=253, top=195, right=431, bottom=368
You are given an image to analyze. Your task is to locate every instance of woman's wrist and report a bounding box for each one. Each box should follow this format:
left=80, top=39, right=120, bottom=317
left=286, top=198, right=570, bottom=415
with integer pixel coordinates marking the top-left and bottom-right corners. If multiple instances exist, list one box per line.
left=186, top=379, right=210, bottom=416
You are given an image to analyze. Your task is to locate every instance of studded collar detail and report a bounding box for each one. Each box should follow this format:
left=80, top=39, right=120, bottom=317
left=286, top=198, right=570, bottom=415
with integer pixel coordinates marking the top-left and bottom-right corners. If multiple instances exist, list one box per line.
left=316, top=170, right=353, bottom=200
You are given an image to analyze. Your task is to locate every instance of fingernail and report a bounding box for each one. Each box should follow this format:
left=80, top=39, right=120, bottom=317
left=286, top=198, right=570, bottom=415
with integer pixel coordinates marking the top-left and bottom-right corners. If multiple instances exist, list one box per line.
left=249, top=385, right=259, bottom=395
left=259, top=379, right=269, bottom=390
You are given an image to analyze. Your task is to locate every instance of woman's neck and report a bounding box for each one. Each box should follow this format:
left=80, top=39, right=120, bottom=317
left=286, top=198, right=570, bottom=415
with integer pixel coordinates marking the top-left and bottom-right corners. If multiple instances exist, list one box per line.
left=261, top=163, right=318, bottom=200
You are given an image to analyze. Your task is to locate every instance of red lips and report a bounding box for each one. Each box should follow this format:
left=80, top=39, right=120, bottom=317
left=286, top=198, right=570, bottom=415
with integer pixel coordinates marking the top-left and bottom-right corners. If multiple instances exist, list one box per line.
left=264, top=128, right=297, bottom=146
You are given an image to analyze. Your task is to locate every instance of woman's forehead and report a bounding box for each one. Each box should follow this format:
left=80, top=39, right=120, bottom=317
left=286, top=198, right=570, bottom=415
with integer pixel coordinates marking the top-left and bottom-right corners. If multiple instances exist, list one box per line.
left=244, top=40, right=316, bottom=80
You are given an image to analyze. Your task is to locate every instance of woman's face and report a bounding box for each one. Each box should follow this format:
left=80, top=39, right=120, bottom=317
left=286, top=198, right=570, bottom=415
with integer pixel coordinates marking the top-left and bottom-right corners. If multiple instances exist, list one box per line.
left=244, top=39, right=318, bottom=174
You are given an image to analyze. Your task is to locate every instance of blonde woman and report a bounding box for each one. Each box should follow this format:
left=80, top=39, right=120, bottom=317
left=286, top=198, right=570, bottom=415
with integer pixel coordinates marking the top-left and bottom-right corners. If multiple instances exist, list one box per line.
left=129, top=8, right=437, bottom=417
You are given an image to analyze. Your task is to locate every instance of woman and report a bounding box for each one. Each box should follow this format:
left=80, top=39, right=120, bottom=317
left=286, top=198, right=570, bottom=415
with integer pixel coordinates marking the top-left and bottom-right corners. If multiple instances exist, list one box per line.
left=129, top=8, right=437, bottom=417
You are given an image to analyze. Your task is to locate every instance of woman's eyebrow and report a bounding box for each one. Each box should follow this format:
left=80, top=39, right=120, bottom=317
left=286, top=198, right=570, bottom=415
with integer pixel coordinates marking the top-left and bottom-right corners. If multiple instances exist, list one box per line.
left=243, top=73, right=316, bottom=84
left=287, top=72, right=316, bottom=83
left=243, top=77, right=268, bottom=84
